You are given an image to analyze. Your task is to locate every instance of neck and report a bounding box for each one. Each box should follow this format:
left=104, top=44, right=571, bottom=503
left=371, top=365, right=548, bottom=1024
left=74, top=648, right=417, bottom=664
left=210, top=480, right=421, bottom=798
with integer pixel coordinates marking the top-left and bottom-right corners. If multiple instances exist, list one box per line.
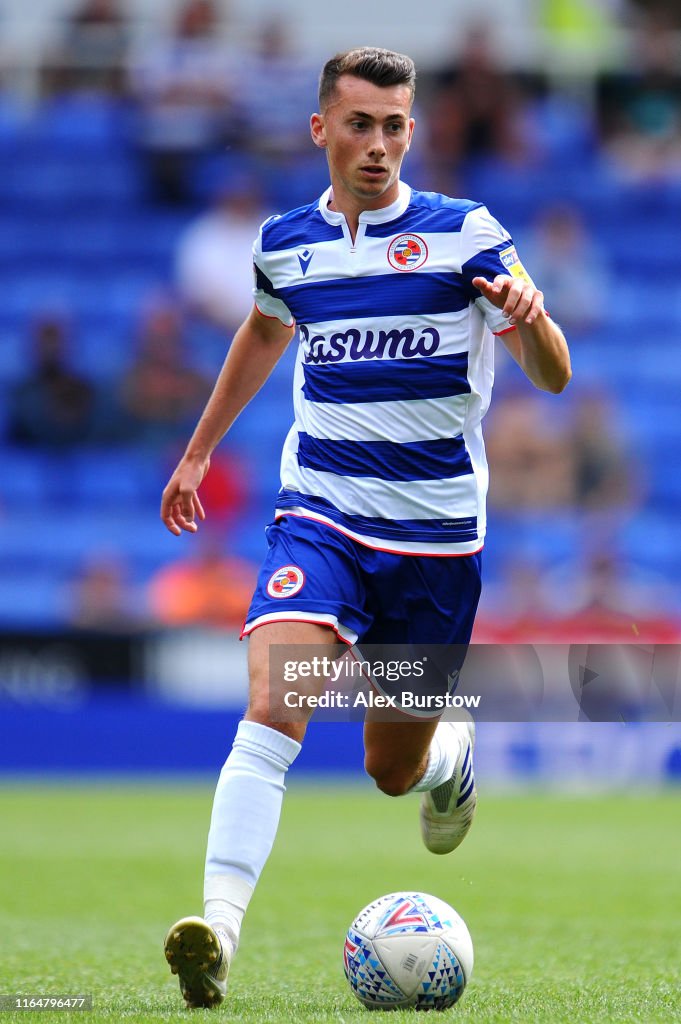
left=327, top=179, right=401, bottom=241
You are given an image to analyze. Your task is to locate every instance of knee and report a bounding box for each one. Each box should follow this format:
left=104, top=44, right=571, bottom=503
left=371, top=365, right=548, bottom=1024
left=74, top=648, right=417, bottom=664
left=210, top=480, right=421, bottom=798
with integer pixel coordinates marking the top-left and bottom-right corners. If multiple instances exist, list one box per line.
left=245, top=661, right=308, bottom=743
left=364, top=755, right=415, bottom=797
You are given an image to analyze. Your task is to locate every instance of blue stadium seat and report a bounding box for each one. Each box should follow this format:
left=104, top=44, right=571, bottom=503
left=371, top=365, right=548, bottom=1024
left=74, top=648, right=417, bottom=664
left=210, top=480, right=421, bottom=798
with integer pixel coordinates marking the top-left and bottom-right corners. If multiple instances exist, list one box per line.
left=621, top=515, right=681, bottom=578
left=0, top=571, right=65, bottom=627
left=0, top=448, right=52, bottom=504
left=112, top=211, right=190, bottom=262
left=0, top=211, right=182, bottom=268
left=1, top=153, right=143, bottom=209
left=24, top=95, right=133, bottom=151
left=647, top=462, right=681, bottom=509
left=69, top=449, right=164, bottom=505
left=0, top=92, right=23, bottom=149
left=606, top=224, right=681, bottom=276
left=76, top=326, right=137, bottom=380
left=485, top=510, right=581, bottom=567
left=0, top=508, right=180, bottom=576
left=0, top=268, right=169, bottom=321
left=0, top=216, right=37, bottom=265
left=0, top=272, right=72, bottom=317
left=0, top=327, right=30, bottom=382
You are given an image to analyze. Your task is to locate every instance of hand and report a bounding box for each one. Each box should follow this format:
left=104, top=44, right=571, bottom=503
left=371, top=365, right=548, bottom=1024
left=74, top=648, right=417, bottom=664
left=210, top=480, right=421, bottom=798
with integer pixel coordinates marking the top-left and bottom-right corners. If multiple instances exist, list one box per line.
left=160, top=456, right=209, bottom=536
left=472, top=274, right=544, bottom=327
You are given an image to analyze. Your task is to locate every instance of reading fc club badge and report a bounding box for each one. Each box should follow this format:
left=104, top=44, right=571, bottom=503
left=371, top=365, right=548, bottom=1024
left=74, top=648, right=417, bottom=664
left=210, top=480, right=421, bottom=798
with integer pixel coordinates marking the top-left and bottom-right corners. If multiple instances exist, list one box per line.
left=387, top=233, right=428, bottom=272
left=266, top=565, right=305, bottom=598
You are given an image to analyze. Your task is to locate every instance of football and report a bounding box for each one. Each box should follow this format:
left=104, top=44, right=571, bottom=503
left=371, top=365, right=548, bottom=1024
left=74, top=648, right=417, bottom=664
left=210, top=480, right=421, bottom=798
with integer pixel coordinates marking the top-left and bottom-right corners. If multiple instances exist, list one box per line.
left=343, top=891, right=473, bottom=1010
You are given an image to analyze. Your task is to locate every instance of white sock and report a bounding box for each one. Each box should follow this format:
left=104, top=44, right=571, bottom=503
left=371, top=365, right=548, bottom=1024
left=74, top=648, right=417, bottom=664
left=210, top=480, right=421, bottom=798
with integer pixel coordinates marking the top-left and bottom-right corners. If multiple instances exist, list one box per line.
left=204, top=720, right=301, bottom=946
left=204, top=875, right=252, bottom=953
left=408, top=722, right=461, bottom=793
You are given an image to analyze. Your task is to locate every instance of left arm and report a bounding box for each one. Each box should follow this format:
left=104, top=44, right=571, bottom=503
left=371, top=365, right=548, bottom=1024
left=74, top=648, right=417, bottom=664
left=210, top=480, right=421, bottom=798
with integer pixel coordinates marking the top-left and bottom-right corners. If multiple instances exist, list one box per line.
left=473, top=274, right=572, bottom=394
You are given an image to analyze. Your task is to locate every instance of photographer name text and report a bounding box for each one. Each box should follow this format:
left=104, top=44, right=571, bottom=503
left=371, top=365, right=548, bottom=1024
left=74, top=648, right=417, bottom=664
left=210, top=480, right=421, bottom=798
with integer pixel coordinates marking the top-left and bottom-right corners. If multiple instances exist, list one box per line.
left=283, top=690, right=481, bottom=710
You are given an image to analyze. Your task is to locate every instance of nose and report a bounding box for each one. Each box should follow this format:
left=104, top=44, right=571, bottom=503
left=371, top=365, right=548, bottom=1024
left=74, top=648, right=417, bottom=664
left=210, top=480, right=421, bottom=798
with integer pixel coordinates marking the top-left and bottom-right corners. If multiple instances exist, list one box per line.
left=367, top=129, right=386, bottom=159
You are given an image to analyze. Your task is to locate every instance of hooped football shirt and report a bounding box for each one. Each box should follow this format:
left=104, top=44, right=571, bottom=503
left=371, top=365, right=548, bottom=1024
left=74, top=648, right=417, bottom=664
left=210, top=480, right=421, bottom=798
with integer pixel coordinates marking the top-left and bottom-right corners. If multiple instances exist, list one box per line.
left=253, top=181, right=525, bottom=556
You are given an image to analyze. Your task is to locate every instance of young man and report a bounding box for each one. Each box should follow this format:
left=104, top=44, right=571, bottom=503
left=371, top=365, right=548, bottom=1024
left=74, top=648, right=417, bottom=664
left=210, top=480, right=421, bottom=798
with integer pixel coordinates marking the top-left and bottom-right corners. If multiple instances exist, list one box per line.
left=160, top=47, right=571, bottom=1008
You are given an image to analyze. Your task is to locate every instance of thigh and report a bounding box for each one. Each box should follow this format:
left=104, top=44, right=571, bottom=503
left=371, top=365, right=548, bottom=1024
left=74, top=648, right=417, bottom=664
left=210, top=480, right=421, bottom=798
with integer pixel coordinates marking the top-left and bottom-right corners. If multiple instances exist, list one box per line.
left=246, top=619, right=342, bottom=743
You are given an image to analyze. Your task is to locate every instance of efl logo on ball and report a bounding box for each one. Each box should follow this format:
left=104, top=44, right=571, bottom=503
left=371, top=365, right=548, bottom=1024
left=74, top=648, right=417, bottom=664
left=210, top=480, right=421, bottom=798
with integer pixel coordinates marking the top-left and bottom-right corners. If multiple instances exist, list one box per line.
left=387, top=233, right=428, bottom=272
left=266, top=565, right=305, bottom=598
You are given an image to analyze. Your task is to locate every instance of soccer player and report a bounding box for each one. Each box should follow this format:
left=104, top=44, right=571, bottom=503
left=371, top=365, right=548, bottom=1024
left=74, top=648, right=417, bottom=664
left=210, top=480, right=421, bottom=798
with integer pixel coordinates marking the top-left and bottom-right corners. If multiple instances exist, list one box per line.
left=160, top=47, right=571, bottom=1008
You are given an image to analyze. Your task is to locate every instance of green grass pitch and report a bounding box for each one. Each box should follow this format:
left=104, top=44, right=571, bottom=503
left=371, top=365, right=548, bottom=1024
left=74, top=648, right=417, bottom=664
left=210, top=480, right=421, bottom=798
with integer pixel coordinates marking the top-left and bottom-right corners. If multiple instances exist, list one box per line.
left=0, top=780, right=679, bottom=1023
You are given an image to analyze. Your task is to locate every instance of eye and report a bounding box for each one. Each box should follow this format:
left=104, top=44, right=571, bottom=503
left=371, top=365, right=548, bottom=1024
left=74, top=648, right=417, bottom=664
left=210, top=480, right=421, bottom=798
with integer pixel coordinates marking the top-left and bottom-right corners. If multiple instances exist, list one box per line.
left=351, top=121, right=368, bottom=130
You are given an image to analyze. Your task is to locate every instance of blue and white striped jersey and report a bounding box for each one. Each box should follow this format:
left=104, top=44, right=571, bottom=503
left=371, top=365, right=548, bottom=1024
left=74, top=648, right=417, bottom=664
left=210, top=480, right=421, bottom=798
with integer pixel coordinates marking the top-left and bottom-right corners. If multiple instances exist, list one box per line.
left=252, top=181, right=523, bottom=556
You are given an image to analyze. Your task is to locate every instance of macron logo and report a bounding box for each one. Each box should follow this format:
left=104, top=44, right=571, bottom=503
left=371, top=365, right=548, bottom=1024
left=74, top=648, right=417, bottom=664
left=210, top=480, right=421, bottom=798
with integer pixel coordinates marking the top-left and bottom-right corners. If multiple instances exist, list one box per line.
left=297, top=248, right=313, bottom=276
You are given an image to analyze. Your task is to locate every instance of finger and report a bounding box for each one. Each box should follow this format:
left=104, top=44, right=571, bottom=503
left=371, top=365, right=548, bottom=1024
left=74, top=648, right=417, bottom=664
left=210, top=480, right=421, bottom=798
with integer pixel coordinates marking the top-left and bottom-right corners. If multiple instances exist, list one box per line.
left=174, top=503, right=198, bottom=533
left=179, top=488, right=196, bottom=523
left=194, top=493, right=206, bottom=521
left=510, top=289, right=544, bottom=326
left=524, top=291, right=545, bottom=325
left=491, top=274, right=514, bottom=296
left=502, top=281, right=526, bottom=319
left=472, top=275, right=504, bottom=297
left=162, top=510, right=182, bottom=536
left=160, top=490, right=181, bottom=535
left=507, top=289, right=533, bottom=325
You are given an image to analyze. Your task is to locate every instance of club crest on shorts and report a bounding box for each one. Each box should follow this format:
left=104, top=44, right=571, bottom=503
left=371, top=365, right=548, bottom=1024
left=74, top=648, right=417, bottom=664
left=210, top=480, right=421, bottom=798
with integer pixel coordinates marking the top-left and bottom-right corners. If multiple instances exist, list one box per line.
left=387, top=233, right=428, bottom=272
left=267, top=564, right=305, bottom=598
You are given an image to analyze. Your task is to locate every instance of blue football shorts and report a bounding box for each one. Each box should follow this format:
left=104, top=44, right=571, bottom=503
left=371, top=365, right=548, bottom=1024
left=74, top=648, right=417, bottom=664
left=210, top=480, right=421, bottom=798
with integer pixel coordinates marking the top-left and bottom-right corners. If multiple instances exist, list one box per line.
left=243, top=514, right=482, bottom=647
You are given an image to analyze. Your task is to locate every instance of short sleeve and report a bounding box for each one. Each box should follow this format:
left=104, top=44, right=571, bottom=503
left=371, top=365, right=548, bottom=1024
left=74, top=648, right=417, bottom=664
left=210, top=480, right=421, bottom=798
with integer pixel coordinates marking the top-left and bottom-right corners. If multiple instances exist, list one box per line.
left=459, top=205, right=534, bottom=335
left=252, top=219, right=295, bottom=327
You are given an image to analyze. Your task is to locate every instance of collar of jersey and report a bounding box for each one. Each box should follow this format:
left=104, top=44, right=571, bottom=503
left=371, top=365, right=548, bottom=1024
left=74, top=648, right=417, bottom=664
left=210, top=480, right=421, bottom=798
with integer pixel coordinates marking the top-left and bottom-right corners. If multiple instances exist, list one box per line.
left=318, top=180, right=412, bottom=227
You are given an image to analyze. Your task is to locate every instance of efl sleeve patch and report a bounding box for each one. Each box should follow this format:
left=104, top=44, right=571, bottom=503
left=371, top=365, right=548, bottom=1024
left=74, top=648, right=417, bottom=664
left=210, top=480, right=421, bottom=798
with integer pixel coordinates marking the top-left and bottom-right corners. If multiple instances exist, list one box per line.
left=499, top=245, right=533, bottom=284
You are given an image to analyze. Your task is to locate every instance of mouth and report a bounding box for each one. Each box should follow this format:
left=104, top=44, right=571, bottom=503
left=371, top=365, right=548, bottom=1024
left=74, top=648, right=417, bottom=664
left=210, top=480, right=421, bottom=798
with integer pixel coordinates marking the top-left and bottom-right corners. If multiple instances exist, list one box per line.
left=359, top=165, right=388, bottom=179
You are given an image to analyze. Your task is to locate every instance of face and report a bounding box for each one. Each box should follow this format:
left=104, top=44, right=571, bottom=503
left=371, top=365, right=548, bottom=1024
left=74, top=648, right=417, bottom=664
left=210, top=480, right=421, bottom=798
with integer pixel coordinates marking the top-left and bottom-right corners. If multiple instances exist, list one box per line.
left=310, top=75, right=414, bottom=210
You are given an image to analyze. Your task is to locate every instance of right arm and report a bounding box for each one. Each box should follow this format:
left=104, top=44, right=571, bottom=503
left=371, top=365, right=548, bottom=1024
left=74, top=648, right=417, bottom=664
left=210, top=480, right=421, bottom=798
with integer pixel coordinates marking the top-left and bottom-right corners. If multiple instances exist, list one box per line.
left=161, top=306, right=295, bottom=535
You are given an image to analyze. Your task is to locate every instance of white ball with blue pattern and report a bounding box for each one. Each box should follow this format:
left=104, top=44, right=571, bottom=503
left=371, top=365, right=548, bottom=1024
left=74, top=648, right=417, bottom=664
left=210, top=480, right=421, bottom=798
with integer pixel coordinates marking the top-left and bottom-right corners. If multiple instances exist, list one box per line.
left=343, top=891, right=473, bottom=1010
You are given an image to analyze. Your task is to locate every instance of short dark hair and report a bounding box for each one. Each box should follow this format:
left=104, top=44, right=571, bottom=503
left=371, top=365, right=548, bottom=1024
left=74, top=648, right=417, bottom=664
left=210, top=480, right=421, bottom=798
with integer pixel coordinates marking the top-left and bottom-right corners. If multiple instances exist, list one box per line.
left=318, top=47, right=416, bottom=110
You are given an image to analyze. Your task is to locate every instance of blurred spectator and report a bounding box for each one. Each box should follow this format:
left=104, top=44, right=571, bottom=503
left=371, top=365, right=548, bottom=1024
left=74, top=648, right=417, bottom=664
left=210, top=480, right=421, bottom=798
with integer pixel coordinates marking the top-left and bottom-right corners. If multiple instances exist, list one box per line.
left=522, top=204, right=611, bottom=335
left=484, top=388, right=576, bottom=510
left=148, top=533, right=256, bottom=628
left=547, top=549, right=681, bottom=642
left=485, top=387, right=636, bottom=516
left=571, top=390, right=638, bottom=514
left=7, top=315, right=99, bottom=448
left=128, top=0, right=244, bottom=204
left=473, top=556, right=561, bottom=643
left=41, top=0, right=130, bottom=95
left=176, top=178, right=266, bottom=332
left=425, top=25, right=531, bottom=181
left=598, top=9, right=681, bottom=181
left=237, top=18, right=319, bottom=160
left=117, top=296, right=211, bottom=444
left=67, top=556, right=148, bottom=632
left=628, top=0, right=681, bottom=28
left=475, top=549, right=680, bottom=644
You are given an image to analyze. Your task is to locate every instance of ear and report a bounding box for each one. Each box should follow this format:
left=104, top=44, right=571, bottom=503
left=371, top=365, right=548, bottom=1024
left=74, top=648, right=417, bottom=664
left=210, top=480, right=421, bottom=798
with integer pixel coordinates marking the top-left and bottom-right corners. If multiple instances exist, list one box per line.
left=405, top=116, right=415, bottom=152
left=310, top=112, right=327, bottom=149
